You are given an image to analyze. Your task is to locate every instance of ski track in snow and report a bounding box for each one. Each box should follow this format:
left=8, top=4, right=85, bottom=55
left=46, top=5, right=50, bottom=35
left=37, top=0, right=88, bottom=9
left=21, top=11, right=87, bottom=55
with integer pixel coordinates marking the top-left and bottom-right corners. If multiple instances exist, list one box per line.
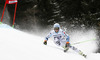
left=0, top=24, right=100, bottom=60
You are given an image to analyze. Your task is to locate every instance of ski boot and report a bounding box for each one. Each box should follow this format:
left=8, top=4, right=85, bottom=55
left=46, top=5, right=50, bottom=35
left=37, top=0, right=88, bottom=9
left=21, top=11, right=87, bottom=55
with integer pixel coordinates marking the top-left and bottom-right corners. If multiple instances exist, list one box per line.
left=64, top=47, right=69, bottom=52
left=79, top=50, right=87, bottom=58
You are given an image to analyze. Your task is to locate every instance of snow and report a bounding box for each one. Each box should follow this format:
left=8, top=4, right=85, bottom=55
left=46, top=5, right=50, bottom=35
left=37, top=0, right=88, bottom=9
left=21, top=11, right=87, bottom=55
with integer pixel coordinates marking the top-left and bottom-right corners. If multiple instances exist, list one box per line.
left=0, top=24, right=100, bottom=60
left=70, top=30, right=98, bottom=53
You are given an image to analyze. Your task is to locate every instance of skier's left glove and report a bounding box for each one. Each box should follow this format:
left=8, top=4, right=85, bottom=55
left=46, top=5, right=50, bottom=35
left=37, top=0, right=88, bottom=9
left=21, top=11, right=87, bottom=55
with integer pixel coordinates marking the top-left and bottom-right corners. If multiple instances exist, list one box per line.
left=65, top=42, right=70, bottom=48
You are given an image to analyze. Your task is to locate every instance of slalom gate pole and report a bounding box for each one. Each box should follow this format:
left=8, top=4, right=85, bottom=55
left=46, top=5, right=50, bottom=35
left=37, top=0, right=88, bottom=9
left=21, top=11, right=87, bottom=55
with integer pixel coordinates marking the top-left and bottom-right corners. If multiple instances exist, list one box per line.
left=12, top=3, right=17, bottom=28
left=71, top=38, right=96, bottom=45
left=0, top=2, right=7, bottom=24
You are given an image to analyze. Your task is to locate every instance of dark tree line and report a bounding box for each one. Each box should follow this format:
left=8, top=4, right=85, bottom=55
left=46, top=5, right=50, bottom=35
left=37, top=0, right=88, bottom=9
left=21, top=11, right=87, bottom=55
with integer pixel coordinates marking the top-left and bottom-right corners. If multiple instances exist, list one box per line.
left=0, top=0, right=100, bottom=27
left=36, top=0, right=100, bottom=27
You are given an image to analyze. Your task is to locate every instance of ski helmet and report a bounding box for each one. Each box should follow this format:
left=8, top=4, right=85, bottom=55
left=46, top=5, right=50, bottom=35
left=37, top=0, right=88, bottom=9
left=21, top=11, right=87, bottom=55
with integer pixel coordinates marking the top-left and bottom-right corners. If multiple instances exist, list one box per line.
left=53, top=23, right=60, bottom=30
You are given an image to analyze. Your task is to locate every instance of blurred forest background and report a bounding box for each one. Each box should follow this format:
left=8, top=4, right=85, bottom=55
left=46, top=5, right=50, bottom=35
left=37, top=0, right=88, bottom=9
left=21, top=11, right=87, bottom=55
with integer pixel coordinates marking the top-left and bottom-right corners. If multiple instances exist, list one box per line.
left=0, top=0, right=100, bottom=28
left=0, top=0, right=100, bottom=51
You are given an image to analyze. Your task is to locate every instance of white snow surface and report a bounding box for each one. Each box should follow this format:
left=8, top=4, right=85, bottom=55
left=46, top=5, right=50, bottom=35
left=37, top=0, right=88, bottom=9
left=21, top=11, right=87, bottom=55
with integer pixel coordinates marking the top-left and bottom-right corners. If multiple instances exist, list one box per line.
left=0, top=24, right=100, bottom=60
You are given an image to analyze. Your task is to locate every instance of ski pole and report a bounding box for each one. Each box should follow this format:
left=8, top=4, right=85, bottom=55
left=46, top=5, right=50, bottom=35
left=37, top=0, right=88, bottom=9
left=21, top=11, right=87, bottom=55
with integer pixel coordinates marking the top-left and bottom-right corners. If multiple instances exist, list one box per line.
left=71, top=38, right=96, bottom=45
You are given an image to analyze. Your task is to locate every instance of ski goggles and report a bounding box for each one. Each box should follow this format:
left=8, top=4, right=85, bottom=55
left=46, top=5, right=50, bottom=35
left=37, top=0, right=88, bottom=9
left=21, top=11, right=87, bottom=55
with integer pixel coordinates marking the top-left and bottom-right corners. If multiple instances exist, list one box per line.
left=54, top=27, right=59, bottom=30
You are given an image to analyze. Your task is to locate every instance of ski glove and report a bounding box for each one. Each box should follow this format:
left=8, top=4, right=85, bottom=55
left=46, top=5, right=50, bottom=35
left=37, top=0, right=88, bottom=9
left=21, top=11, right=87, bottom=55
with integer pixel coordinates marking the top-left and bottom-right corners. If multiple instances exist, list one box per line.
left=43, top=40, right=47, bottom=45
left=65, top=42, right=70, bottom=48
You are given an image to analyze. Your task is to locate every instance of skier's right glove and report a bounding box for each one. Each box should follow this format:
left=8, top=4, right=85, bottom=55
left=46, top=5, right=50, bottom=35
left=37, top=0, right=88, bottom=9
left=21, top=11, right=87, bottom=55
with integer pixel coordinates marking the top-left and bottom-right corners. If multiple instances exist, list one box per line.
left=64, top=42, right=70, bottom=52
left=43, top=40, right=47, bottom=45
left=65, top=42, right=70, bottom=48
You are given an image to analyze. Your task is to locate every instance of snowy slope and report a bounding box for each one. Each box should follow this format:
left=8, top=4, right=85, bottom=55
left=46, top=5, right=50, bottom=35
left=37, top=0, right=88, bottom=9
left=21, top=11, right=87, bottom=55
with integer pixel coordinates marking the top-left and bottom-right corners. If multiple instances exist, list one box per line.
left=0, top=24, right=100, bottom=60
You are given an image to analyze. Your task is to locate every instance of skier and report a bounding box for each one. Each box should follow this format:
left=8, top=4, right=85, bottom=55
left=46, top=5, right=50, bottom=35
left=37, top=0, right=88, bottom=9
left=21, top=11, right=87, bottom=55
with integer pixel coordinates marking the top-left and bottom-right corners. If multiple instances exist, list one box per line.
left=43, top=23, right=87, bottom=58
left=43, top=23, right=70, bottom=51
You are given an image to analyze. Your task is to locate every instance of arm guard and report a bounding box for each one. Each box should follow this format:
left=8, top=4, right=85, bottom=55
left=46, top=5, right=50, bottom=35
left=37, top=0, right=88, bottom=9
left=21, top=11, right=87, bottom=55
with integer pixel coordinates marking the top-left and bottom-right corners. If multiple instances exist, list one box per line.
left=45, top=32, right=52, bottom=41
